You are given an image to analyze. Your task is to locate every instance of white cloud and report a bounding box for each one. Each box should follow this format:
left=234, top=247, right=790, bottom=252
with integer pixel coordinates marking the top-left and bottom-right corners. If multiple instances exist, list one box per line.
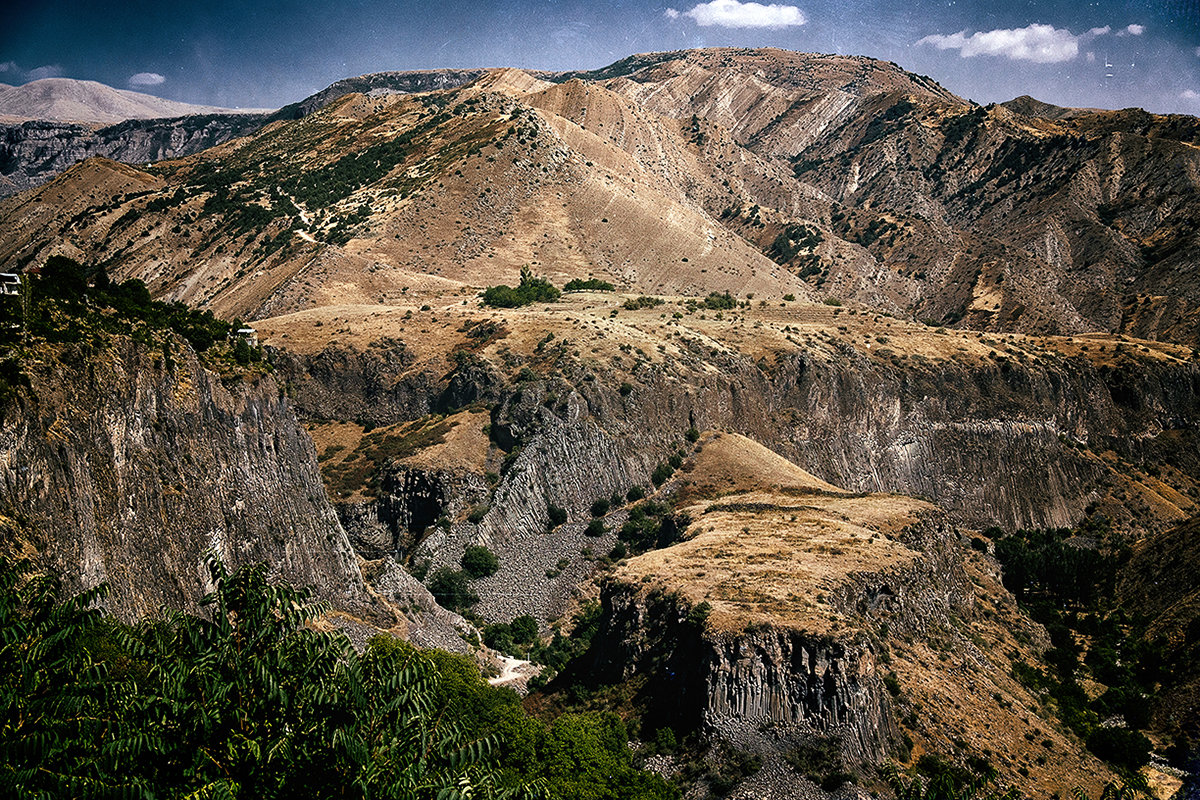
left=667, top=0, right=806, bottom=28
left=1087, top=25, right=1111, bottom=36
left=1120, top=23, right=1145, bottom=36
left=1182, top=89, right=1200, bottom=101
left=128, top=72, right=166, bottom=87
left=27, top=64, right=64, bottom=80
left=917, top=24, right=1080, bottom=64
left=1196, top=46, right=1200, bottom=57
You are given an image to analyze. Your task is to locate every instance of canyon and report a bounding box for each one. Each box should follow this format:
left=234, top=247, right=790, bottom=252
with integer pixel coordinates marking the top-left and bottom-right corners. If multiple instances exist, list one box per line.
left=1, top=47, right=1197, bottom=797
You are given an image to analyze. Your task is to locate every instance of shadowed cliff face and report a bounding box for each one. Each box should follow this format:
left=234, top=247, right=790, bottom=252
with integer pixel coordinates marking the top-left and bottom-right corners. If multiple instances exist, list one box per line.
left=0, top=114, right=270, bottom=197
left=0, top=337, right=365, bottom=620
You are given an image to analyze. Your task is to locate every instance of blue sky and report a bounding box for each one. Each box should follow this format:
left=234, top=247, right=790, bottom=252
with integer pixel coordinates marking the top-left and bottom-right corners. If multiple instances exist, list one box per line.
left=1, top=0, right=1197, bottom=114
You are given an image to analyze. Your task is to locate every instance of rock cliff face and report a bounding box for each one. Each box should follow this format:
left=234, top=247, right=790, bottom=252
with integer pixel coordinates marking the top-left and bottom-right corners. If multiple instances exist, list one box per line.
left=342, top=464, right=490, bottom=561
left=278, top=332, right=1200, bottom=537
left=0, top=337, right=364, bottom=620
left=271, top=340, right=438, bottom=427
left=0, top=113, right=269, bottom=196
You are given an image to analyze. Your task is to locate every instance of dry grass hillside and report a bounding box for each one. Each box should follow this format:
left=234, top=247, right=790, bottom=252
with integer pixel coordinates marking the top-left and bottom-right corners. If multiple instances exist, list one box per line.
left=617, top=431, right=924, bottom=635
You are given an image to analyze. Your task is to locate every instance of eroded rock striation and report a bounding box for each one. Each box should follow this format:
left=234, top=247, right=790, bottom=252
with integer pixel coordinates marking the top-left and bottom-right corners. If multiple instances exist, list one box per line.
left=0, top=337, right=363, bottom=620
left=278, top=325, right=1200, bottom=538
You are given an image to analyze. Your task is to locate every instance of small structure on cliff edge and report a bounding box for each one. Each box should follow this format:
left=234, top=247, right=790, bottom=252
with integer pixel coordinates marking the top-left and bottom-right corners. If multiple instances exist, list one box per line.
left=232, top=327, right=258, bottom=347
left=0, top=273, right=21, bottom=296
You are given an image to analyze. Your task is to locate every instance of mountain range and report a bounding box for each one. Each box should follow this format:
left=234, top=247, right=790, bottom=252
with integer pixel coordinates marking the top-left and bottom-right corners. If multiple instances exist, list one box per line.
left=2, top=48, right=1198, bottom=345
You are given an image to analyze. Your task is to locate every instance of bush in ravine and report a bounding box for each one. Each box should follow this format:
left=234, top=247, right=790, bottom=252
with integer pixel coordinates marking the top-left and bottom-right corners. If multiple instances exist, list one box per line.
left=461, top=545, right=500, bottom=578
left=428, top=567, right=477, bottom=610
left=651, top=462, right=674, bottom=487
left=510, top=614, right=539, bottom=645
left=483, top=622, right=515, bottom=652
left=547, top=502, right=568, bottom=529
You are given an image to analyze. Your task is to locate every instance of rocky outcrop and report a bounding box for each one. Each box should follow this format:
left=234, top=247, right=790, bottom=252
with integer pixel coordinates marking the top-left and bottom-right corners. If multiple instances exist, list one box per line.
left=272, top=69, right=490, bottom=120
left=270, top=339, right=438, bottom=427
left=587, top=507, right=970, bottom=767
left=343, top=464, right=490, bottom=560
left=0, top=337, right=364, bottom=620
left=0, top=113, right=269, bottom=196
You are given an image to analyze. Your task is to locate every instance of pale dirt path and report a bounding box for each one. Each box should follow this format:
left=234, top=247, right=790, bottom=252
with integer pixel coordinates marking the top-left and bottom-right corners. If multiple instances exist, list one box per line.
left=488, top=655, right=533, bottom=687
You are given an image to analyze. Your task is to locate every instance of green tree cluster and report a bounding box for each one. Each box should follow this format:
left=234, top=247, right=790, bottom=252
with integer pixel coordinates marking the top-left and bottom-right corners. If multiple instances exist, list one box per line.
left=992, top=522, right=1163, bottom=774
left=428, top=566, right=479, bottom=611
left=481, top=267, right=561, bottom=308
left=462, top=544, right=501, bottom=578
left=0, top=556, right=676, bottom=800
left=482, top=615, right=539, bottom=655
left=618, top=502, right=688, bottom=554
left=6, top=256, right=235, bottom=353
left=562, top=279, right=614, bottom=292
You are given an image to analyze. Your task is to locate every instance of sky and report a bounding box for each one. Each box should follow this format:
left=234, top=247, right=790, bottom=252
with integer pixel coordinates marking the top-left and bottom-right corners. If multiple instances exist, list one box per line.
left=1, top=0, right=1197, bottom=114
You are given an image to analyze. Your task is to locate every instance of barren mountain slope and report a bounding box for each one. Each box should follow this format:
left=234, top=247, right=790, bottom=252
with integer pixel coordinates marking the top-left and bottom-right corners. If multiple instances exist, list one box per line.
left=601, top=47, right=958, bottom=151
left=587, top=50, right=1200, bottom=344
left=3, top=49, right=1199, bottom=344
left=0, top=73, right=811, bottom=320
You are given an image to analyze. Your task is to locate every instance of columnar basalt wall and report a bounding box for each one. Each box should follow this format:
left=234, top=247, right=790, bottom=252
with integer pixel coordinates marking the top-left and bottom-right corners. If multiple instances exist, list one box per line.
left=705, top=628, right=897, bottom=764
left=277, top=340, right=1200, bottom=533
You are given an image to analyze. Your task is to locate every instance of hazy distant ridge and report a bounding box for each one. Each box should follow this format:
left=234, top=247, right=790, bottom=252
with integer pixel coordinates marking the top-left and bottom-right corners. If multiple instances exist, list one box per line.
left=0, top=78, right=271, bottom=125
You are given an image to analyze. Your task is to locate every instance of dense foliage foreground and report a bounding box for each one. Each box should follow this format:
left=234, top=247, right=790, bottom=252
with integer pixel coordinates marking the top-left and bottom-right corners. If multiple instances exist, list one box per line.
left=0, top=556, right=676, bottom=800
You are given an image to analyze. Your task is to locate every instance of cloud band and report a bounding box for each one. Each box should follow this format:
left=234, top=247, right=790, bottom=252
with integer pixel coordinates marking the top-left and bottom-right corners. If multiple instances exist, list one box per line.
left=666, top=0, right=806, bottom=29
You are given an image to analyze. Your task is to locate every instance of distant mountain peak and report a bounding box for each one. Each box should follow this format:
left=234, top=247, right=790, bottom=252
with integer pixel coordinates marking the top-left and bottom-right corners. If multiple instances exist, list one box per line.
left=0, top=77, right=271, bottom=125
